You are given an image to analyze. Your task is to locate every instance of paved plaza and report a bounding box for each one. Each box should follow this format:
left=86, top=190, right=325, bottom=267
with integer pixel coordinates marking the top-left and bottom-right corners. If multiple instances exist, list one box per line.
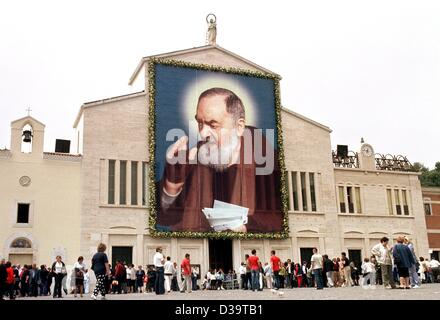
left=8, top=283, right=440, bottom=301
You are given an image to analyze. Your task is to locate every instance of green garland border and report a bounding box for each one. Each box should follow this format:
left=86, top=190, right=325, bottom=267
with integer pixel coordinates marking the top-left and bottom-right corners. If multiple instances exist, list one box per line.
left=147, top=57, right=289, bottom=240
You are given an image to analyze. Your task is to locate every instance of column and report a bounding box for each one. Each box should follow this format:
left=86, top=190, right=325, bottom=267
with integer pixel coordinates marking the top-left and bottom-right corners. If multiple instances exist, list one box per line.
left=137, top=161, right=142, bottom=207
left=352, top=187, right=358, bottom=214
left=296, top=172, right=303, bottom=212
left=136, top=234, right=143, bottom=266
left=115, top=160, right=120, bottom=205
left=127, top=160, right=132, bottom=205
left=233, top=239, right=242, bottom=274
left=203, top=239, right=209, bottom=276
left=335, top=186, right=340, bottom=213
left=363, top=238, right=369, bottom=258
left=344, top=186, right=349, bottom=213
left=100, top=159, right=108, bottom=205
left=287, top=171, right=293, bottom=211
left=318, top=237, right=325, bottom=255
left=291, top=237, right=299, bottom=262
left=305, top=172, right=312, bottom=213
left=398, top=189, right=405, bottom=215
left=391, top=188, right=397, bottom=215
left=263, top=239, right=270, bottom=263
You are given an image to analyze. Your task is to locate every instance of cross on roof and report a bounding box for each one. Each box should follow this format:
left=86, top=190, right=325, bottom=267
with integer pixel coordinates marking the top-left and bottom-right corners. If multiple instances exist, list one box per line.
left=26, top=107, right=32, bottom=116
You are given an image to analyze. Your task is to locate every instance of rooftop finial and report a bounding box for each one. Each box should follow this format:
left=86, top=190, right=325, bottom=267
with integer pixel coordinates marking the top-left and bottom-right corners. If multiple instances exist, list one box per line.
left=26, top=107, right=32, bottom=116
left=206, top=13, right=217, bottom=45
left=361, top=137, right=365, bottom=144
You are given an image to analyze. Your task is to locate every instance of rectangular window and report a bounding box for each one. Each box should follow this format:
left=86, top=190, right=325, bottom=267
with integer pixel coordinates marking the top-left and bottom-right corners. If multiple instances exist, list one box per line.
left=402, top=190, right=409, bottom=215
left=300, top=172, right=307, bottom=211
left=355, top=187, right=362, bottom=213
left=347, top=186, right=354, bottom=213
left=120, top=160, right=127, bottom=205
left=17, top=203, right=30, bottom=223
left=395, top=189, right=401, bottom=215
left=142, top=162, right=148, bottom=206
left=292, top=172, right=299, bottom=211
left=309, top=173, right=317, bottom=212
left=387, top=189, right=393, bottom=215
left=339, top=186, right=346, bottom=213
left=424, top=203, right=432, bottom=215
left=108, top=160, right=115, bottom=204
left=131, top=161, right=138, bottom=205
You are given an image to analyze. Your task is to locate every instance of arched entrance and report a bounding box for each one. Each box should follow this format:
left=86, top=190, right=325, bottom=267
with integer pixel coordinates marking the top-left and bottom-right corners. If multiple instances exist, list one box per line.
left=8, top=237, right=33, bottom=265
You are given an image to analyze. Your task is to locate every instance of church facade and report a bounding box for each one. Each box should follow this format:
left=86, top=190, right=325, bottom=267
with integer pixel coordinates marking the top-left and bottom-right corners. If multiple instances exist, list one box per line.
left=0, top=45, right=430, bottom=274
left=74, top=45, right=429, bottom=272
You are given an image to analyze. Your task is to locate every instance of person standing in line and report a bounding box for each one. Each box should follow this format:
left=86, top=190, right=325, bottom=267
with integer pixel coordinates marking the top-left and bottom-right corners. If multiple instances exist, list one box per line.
left=244, top=254, right=252, bottom=290
left=130, top=264, right=137, bottom=293
left=135, top=265, right=145, bottom=293
left=52, top=256, right=66, bottom=298
left=39, top=265, right=49, bottom=296
left=73, top=256, right=87, bottom=298
left=311, top=248, right=324, bottom=290
left=258, top=262, right=264, bottom=290
left=341, top=252, right=353, bottom=287
left=5, top=262, right=15, bottom=300
left=239, top=262, right=246, bottom=289
left=29, top=264, right=41, bottom=297
left=361, top=257, right=376, bottom=289
left=248, top=249, right=261, bottom=292
left=171, top=262, right=179, bottom=291
left=0, top=259, right=6, bottom=300
left=13, top=265, right=20, bottom=296
left=292, top=263, right=300, bottom=288
left=180, top=253, right=192, bottom=293
left=404, top=237, right=421, bottom=288
left=301, top=261, right=308, bottom=287
left=191, top=265, right=199, bottom=291
left=164, top=256, right=174, bottom=293
left=113, top=260, right=125, bottom=294
left=429, top=257, right=440, bottom=282
left=371, top=237, right=397, bottom=289
left=125, top=264, right=132, bottom=293
left=393, top=236, right=416, bottom=289
left=20, top=265, right=30, bottom=297
left=270, top=250, right=281, bottom=290
left=83, top=269, right=90, bottom=294
left=153, top=247, right=165, bottom=295
left=90, top=243, right=111, bottom=300
left=323, top=255, right=334, bottom=288
left=263, top=262, right=273, bottom=289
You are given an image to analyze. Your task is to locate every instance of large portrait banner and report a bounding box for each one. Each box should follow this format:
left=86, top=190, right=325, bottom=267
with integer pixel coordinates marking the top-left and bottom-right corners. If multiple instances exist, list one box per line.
left=148, top=58, right=289, bottom=239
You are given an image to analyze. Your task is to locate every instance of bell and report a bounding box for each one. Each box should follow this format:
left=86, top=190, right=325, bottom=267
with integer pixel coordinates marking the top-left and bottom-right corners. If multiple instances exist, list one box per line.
left=22, top=130, right=33, bottom=143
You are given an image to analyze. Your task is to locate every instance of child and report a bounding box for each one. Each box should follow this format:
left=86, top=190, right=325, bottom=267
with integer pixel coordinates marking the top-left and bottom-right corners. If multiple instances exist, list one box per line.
left=361, top=258, right=376, bottom=289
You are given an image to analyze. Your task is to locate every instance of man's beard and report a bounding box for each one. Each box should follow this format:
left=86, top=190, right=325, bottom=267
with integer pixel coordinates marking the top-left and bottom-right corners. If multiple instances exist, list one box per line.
left=198, top=129, right=240, bottom=172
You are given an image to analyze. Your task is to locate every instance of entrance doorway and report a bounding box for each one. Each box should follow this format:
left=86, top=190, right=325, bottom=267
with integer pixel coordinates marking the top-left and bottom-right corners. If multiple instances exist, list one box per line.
left=300, top=248, right=314, bottom=268
left=348, top=249, right=362, bottom=271
left=209, top=239, right=232, bottom=272
left=112, top=246, right=133, bottom=266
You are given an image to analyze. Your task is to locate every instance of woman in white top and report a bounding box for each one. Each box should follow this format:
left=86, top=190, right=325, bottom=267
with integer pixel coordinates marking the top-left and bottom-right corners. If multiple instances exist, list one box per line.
left=73, top=256, right=87, bottom=298
left=51, top=255, right=66, bottom=298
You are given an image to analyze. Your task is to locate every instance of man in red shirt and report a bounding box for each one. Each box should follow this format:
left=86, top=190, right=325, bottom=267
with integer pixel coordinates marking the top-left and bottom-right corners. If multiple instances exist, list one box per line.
left=270, top=250, right=281, bottom=289
left=248, top=249, right=261, bottom=291
left=180, top=253, right=192, bottom=293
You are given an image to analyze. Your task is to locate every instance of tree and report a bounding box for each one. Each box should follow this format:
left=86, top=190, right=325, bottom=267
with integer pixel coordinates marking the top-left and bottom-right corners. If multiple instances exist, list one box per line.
left=412, top=161, right=440, bottom=187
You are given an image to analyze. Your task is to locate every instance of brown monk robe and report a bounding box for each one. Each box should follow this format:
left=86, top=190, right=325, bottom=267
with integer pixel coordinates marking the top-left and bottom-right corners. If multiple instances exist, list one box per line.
left=156, top=126, right=283, bottom=233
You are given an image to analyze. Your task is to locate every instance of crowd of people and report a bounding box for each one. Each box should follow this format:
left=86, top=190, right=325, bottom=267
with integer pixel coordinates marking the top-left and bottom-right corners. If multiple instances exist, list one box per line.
left=1, top=236, right=440, bottom=300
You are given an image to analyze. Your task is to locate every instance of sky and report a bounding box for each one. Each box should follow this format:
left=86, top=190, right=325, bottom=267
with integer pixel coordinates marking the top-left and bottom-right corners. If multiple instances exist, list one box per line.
left=0, top=0, right=439, bottom=168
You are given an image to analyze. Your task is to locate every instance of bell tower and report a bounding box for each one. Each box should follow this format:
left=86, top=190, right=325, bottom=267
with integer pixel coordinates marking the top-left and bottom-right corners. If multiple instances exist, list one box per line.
left=10, top=116, right=45, bottom=158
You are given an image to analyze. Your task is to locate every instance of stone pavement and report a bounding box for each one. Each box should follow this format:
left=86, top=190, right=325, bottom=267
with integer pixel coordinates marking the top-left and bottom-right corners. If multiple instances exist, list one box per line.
left=10, top=283, right=440, bottom=300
